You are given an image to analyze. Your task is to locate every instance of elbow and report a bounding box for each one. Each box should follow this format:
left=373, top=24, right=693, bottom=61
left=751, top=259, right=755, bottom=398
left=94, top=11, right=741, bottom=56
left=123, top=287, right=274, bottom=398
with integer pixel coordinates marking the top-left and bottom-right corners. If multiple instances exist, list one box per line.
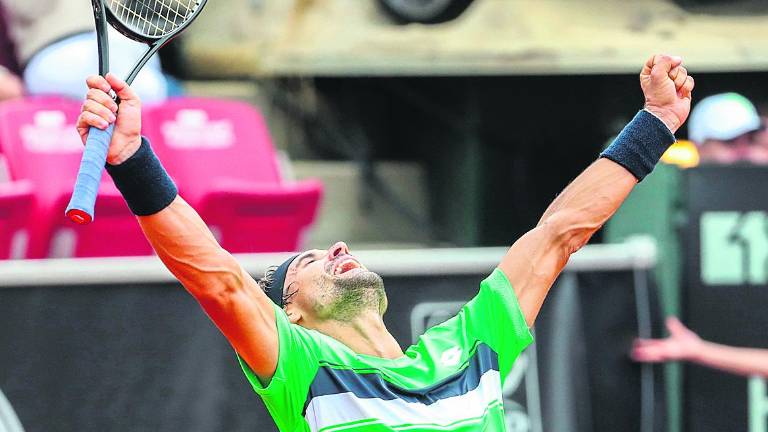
left=205, top=264, right=245, bottom=301
left=193, top=269, right=246, bottom=312
left=540, top=209, right=604, bottom=256
left=178, top=252, right=247, bottom=302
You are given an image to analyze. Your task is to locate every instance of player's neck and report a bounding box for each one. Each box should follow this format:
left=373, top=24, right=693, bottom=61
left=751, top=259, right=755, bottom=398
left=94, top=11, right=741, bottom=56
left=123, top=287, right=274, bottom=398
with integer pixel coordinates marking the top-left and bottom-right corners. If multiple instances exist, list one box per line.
left=320, top=310, right=404, bottom=360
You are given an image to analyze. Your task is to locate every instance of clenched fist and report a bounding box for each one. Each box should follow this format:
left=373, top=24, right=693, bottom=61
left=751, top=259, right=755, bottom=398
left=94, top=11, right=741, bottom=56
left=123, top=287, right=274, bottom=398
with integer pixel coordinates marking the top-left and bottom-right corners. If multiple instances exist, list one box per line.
left=640, top=54, right=695, bottom=134
left=77, top=73, right=142, bottom=165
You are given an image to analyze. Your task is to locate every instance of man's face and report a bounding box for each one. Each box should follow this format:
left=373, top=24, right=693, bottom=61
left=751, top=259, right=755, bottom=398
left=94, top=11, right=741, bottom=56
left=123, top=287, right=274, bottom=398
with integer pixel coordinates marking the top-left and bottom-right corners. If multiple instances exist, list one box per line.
left=699, top=131, right=768, bottom=165
left=281, top=242, right=386, bottom=326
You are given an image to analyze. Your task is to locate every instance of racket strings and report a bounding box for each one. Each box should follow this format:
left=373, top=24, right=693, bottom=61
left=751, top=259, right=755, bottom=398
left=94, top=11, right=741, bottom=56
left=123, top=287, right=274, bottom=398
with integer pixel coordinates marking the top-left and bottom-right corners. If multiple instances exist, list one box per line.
left=107, top=0, right=201, bottom=38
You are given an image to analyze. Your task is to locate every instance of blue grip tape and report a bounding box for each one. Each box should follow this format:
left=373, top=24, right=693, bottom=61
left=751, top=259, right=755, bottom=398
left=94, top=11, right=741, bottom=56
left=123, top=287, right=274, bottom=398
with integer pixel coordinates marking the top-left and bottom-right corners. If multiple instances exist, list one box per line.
left=65, top=124, right=114, bottom=224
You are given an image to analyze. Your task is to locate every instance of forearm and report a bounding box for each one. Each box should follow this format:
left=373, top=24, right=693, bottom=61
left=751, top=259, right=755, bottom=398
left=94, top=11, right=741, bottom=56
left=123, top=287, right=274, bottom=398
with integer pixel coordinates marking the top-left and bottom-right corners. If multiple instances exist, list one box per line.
left=78, top=74, right=280, bottom=378
left=106, top=138, right=245, bottom=298
left=502, top=111, right=676, bottom=325
left=538, top=158, right=637, bottom=250
left=540, top=108, right=675, bottom=240
left=503, top=159, right=637, bottom=325
left=692, top=342, right=768, bottom=378
left=138, top=196, right=245, bottom=298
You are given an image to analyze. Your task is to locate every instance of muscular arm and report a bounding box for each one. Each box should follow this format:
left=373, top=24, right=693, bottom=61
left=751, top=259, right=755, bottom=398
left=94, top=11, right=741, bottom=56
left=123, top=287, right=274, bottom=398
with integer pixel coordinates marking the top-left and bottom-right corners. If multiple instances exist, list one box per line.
left=77, top=74, right=279, bottom=382
left=499, top=54, right=694, bottom=326
left=138, top=197, right=279, bottom=379
left=499, top=159, right=636, bottom=326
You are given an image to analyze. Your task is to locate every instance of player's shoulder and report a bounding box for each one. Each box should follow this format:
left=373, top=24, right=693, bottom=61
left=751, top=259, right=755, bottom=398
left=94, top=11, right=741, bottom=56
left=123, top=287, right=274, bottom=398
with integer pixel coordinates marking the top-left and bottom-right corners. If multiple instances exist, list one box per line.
left=412, top=270, right=510, bottom=338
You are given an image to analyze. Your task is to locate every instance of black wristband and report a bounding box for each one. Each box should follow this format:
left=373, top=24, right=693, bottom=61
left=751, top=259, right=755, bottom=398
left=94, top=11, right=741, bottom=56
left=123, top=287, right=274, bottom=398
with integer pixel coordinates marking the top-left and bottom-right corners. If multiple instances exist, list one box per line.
left=600, top=110, right=676, bottom=181
left=106, top=137, right=178, bottom=216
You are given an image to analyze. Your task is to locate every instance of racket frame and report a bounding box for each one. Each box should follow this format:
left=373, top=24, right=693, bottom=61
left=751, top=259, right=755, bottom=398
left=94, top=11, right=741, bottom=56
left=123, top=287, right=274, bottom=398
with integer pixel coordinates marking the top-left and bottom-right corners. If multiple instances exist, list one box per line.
left=103, top=0, right=207, bottom=85
left=92, top=0, right=110, bottom=76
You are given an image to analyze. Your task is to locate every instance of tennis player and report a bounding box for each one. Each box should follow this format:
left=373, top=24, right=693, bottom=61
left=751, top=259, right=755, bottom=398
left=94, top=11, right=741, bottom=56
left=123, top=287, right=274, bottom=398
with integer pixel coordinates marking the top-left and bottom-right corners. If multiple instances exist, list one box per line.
left=77, top=54, right=693, bottom=431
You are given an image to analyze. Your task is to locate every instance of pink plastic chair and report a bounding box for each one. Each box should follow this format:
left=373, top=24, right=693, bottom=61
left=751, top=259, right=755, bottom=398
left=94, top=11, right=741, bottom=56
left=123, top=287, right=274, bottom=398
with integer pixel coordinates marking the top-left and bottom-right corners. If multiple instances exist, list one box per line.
left=142, top=98, right=322, bottom=253
left=0, top=97, right=153, bottom=258
left=0, top=180, right=34, bottom=259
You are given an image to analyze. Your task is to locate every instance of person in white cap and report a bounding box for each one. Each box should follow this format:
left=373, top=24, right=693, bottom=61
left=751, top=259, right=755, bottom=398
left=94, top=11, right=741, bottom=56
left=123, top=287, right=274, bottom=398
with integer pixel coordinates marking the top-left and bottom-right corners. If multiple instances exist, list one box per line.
left=688, top=92, right=767, bottom=164
left=0, top=0, right=170, bottom=103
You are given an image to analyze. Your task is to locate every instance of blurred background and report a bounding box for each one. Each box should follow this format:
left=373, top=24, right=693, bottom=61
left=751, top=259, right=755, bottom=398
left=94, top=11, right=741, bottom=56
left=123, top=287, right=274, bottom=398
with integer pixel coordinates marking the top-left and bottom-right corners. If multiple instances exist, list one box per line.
left=1, top=0, right=768, bottom=431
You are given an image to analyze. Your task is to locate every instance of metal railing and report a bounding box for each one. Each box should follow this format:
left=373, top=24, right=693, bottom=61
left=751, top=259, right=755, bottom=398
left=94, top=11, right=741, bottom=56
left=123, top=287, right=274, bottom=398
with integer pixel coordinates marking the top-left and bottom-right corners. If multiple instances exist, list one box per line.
left=0, top=237, right=656, bottom=287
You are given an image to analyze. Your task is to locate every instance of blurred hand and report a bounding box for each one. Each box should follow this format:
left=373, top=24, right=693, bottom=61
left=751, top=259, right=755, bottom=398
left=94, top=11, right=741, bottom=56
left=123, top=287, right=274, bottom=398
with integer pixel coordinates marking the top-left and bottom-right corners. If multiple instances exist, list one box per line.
left=640, top=54, right=695, bottom=134
left=77, top=73, right=141, bottom=165
left=746, top=143, right=768, bottom=165
left=632, top=317, right=703, bottom=363
left=0, top=68, right=24, bottom=101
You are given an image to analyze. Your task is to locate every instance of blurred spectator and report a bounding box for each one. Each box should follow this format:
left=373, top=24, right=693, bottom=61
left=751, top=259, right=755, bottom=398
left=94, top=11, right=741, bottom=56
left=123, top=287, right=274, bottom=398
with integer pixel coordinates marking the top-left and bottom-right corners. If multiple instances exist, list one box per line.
left=632, top=317, right=768, bottom=377
left=0, top=68, right=23, bottom=102
left=0, top=0, right=170, bottom=103
left=754, top=112, right=768, bottom=151
left=688, top=93, right=768, bottom=164
left=0, top=3, right=23, bottom=101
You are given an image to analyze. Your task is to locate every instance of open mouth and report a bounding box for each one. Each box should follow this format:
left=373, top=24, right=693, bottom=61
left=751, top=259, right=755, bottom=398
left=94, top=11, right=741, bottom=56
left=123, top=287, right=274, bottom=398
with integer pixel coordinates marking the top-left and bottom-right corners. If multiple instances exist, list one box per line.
left=329, top=256, right=365, bottom=277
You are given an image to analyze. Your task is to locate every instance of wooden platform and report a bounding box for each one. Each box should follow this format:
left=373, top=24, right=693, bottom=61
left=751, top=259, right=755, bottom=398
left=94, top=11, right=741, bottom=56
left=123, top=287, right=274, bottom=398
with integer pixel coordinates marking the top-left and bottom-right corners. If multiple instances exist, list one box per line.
left=182, top=0, right=768, bottom=78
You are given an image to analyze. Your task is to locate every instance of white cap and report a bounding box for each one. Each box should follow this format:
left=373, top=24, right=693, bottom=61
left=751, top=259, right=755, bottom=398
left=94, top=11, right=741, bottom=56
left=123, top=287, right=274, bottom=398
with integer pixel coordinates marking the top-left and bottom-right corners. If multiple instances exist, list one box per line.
left=688, top=93, right=762, bottom=145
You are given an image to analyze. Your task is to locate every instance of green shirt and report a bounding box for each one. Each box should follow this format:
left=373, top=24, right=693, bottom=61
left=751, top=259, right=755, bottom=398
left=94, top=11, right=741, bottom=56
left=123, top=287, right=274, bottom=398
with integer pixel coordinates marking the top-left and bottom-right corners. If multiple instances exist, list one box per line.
left=239, top=268, right=534, bottom=432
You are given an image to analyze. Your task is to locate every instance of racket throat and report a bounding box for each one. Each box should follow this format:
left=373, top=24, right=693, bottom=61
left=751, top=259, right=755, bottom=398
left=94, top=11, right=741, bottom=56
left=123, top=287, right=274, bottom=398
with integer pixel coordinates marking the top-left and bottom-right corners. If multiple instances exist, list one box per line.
left=92, top=0, right=111, bottom=75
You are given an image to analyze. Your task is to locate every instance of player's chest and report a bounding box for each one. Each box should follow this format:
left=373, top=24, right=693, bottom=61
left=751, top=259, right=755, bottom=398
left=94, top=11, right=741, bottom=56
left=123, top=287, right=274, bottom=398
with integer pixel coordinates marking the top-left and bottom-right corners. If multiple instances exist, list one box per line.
left=303, top=345, right=503, bottom=431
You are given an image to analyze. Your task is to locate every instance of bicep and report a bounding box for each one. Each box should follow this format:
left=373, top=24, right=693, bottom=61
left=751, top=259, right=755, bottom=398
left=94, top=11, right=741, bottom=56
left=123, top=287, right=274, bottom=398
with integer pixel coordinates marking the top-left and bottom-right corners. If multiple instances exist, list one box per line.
left=197, top=271, right=279, bottom=381
left=498, top=222, right=570, bottom=327
left=499, top=159, right=637, bottom=326
left=138, top=197, right=252, bottom=299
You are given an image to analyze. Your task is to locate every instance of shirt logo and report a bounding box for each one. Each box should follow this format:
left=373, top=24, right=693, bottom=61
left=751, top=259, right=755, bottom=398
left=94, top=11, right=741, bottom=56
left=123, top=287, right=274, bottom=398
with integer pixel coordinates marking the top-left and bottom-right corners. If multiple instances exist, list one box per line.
left=441, top=347, right=462, bottom=367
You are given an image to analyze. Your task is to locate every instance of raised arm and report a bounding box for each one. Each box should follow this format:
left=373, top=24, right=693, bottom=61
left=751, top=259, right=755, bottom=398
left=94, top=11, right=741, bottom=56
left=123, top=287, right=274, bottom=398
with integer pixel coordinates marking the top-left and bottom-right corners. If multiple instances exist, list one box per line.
left=633, top=317, right=768, bottom=378
left=77, top=74, right=279, bottom=381
left=499, top=54, right=695, bottom=326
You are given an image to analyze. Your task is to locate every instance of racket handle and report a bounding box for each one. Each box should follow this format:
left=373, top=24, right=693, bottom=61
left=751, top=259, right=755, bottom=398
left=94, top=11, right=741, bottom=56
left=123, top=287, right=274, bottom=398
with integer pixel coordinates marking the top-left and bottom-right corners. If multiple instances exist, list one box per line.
left=65, top=124, right=114, bottom=224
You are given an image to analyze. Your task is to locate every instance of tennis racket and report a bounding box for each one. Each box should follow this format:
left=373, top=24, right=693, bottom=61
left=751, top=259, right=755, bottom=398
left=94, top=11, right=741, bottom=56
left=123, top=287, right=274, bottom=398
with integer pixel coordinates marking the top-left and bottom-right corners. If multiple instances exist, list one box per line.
left=66, top=0, right=207, bottom=224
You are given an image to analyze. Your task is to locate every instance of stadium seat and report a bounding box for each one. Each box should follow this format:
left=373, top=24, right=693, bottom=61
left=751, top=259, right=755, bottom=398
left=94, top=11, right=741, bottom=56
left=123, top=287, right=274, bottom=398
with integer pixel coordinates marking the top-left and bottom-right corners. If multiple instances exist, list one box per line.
left=0, top=97, right=153, bottom=258
left=0, top=180, right=34, bottom=259
left=142, top=98, right=323, bottom=253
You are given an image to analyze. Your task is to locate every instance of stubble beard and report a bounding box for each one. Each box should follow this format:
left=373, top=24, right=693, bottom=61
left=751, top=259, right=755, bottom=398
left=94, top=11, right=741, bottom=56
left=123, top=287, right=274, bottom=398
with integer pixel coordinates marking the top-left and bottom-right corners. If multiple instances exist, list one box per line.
left=313, top=271, right=387, bottom=322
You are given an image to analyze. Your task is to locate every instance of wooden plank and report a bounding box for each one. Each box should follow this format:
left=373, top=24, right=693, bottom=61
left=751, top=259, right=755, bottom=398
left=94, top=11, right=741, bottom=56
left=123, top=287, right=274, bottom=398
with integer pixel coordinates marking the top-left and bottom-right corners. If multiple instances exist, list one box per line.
left=183, top=0, right=768, bottom=77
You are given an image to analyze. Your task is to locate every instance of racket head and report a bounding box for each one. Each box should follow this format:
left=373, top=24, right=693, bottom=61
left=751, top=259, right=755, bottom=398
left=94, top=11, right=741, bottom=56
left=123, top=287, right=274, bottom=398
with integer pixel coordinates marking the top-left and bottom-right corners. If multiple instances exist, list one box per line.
left=103, top=0, right=208, bottom=44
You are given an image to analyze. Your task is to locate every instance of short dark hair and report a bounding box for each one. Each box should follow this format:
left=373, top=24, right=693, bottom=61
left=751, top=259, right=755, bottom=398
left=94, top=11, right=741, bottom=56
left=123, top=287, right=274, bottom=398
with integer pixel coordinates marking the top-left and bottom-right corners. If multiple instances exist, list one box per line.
left=257, top=266, right=278, bottom=296
left=257, top=265, right=299, bottom=307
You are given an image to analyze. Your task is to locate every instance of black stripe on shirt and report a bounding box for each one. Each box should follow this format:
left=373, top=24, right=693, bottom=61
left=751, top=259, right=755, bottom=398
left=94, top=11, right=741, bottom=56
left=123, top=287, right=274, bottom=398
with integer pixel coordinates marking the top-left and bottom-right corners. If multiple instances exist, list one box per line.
left=302, top=343, right=499, bottom=415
